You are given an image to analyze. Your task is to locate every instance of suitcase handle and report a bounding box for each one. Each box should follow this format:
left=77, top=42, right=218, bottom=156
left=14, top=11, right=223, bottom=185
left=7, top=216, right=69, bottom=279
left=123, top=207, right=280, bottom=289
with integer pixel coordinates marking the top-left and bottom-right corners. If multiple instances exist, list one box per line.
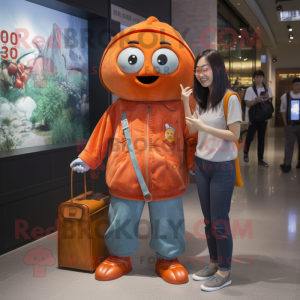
left=71, top=167, right=94, bottom=205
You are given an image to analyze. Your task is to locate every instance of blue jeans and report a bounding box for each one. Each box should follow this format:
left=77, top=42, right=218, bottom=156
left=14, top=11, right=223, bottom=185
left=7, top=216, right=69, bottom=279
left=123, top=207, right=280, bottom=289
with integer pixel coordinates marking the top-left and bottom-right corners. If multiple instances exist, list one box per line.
left=104, top=195, right=185, bottom=260
left=194, top=157, right=236, bottom=271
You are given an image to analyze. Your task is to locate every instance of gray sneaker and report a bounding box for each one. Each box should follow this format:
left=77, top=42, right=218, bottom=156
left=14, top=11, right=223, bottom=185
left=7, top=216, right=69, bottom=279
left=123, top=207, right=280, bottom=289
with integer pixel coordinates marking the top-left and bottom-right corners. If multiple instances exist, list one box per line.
left=201, top=272, right=232, bottom=291
left=192, top=265, right=218, bottom=281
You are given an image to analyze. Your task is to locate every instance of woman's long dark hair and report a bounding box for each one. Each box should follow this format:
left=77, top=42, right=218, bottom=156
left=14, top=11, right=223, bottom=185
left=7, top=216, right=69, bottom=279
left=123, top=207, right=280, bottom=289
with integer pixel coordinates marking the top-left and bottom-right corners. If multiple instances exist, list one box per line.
left=193, top=49, right=230, bottom=111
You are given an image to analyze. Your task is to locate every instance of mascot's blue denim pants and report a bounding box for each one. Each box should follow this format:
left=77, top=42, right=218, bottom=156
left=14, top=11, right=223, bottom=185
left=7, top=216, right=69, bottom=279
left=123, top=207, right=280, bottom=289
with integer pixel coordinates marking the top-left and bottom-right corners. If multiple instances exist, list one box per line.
left=104, top=195, right=185, bottom=260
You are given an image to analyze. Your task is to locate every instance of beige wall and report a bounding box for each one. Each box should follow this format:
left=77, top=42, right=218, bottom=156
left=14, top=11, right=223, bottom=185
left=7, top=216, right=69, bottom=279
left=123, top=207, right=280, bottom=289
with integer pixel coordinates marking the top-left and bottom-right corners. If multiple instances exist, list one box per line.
left=269, top=44, right=300, bottom=100
left=256, top=43, right=300, bottom=104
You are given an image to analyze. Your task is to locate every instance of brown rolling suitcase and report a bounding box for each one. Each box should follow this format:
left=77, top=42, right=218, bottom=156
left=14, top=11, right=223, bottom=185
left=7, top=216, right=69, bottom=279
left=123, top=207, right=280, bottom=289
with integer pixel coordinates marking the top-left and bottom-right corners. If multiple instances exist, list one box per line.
left=57, top=167, right=110, bottom=272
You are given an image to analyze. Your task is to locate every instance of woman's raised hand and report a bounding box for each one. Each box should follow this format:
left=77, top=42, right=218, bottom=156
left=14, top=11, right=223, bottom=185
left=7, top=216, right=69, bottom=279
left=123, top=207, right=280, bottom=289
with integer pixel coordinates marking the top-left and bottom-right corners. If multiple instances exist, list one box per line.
left=186, top=110, right=207, bottom=133
left=180, top=84, right=193, bottom=103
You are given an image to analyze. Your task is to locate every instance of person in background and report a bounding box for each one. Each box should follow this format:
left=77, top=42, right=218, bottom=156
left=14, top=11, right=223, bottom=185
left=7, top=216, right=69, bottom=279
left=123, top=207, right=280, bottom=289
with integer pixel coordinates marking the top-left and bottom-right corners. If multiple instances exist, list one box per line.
left=243, top=70, right=273, bottom=167
left=233, top=77, right=239, bottom=86
left=279, top=77, right=300, bottom=173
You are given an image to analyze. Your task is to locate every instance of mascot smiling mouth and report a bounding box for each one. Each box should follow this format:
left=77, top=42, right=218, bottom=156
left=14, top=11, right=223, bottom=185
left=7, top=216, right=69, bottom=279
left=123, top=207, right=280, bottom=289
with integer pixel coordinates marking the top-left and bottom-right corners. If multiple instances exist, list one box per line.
left=136, top=76, right=159, bottom=84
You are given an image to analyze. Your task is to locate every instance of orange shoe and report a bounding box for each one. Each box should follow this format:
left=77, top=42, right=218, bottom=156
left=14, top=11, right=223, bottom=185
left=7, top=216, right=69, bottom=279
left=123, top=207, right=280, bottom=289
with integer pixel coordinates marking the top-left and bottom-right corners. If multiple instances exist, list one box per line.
left=155, top=258, right=189, bottom=284
left=95, top=255, right=132, bottom=281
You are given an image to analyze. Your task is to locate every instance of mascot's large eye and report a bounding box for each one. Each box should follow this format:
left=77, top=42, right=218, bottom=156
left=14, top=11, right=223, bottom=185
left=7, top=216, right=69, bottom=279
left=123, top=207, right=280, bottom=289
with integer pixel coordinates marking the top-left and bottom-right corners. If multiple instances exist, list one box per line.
left=117, top=47, right=145, bottom=74
left=152, top=49, right=179, bottom=75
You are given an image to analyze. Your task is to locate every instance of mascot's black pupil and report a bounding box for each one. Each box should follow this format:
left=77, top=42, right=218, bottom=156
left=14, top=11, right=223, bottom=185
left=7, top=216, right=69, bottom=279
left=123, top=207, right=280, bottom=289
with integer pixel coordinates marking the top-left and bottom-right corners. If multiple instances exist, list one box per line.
left=128, top=55, right=137, bottom=65
left=157, top=54, right=167, bottom=65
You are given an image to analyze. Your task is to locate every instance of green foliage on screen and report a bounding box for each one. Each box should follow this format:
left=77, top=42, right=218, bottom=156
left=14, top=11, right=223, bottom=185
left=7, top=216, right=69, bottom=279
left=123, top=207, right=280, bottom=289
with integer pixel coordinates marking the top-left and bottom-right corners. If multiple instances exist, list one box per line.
left=36, top=82, right=68, bottom=127
left=50, top=115, right=89, bottom=144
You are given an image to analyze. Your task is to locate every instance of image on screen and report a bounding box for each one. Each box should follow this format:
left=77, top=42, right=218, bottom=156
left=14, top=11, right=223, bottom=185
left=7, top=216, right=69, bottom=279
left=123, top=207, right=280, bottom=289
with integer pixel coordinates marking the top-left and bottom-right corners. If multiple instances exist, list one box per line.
left=291, top=100, right=300, bottom=121
left=0, top=0, right=90, bottom=152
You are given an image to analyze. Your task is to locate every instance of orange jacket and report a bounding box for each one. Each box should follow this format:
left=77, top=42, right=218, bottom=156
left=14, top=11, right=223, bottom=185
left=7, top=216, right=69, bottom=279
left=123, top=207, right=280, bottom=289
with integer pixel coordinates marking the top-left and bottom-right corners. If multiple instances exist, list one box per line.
left=79, top=98, right=197, bottom=201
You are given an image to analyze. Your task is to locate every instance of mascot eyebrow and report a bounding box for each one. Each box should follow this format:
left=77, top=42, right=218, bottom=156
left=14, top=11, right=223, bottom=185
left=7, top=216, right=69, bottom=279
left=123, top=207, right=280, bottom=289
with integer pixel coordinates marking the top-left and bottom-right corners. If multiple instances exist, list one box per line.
left=160, top=41, right=171, bottom=45
left=127, top=40, right=172, bottom=45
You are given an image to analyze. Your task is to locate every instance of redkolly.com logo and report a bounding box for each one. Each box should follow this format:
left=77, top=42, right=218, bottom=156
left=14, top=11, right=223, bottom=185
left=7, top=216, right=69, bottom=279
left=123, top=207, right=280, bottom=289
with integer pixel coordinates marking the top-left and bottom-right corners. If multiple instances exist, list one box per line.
left=15, top=218, right=253, bottom=241
left=23, top=246, right=56, bottom=277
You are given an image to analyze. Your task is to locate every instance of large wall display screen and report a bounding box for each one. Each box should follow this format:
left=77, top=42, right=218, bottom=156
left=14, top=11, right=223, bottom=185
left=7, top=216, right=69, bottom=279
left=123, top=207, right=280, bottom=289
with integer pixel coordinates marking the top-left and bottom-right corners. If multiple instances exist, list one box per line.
left=0, top=0, right=90, bottom=153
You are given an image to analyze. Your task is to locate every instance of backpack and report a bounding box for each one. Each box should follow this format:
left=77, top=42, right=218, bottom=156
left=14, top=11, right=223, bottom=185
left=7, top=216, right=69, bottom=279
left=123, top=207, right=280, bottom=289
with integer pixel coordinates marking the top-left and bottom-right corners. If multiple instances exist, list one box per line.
left=249, top=83, right=274, bottom=122
left=241, top=83, right=269, bottom=116
left=224, top=92, right=243, bottom=187
left=286, top=92, right=300, bottom=125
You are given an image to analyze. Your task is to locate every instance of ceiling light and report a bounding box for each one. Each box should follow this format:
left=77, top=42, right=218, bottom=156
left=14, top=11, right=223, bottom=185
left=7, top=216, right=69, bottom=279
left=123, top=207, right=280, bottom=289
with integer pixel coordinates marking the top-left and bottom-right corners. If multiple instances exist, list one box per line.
left=238, top=35, right=241, bottom=38
left=276, top=5, right=283, bottom=12
left=289, top=33, right=294, bottom=39
left=272, top=59, right=277, bottom=62
left=287, top=25, right=292, bottom=31
left=289, top=40, right=291, bottom=42
left=239, top=57, right=242, bottom=59
left=279, top=10, right=300, bottom=22
left=244, top=58, right=248, bottom=61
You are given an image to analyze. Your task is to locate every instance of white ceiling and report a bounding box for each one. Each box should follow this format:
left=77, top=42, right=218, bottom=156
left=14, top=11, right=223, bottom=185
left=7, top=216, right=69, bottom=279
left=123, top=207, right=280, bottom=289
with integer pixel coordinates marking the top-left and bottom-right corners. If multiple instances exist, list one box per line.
left=229, top=0, right=300, bottom=57
left=257, top=0, right=300, bottom=44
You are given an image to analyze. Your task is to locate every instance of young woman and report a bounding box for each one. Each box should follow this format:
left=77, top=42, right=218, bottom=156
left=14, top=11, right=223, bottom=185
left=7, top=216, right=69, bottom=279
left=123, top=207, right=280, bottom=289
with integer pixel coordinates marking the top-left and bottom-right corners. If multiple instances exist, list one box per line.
left=180, top=49, right=242, bottom=292
left=243, top=70, right=273, bottom=167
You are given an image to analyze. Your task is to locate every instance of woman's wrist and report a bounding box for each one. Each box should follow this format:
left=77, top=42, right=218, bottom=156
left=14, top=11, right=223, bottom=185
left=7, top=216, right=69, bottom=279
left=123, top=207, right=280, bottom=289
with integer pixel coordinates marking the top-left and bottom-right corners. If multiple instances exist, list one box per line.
left=183, top=99, right=190, bottom=106
left=183, top=101, right=192, bottom=118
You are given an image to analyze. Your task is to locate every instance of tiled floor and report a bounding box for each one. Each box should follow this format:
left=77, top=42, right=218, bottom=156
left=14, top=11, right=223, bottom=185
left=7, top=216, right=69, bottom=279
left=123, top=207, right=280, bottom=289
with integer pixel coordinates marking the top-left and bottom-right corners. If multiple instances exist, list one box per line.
left=1, top=122, right=299, bottom=300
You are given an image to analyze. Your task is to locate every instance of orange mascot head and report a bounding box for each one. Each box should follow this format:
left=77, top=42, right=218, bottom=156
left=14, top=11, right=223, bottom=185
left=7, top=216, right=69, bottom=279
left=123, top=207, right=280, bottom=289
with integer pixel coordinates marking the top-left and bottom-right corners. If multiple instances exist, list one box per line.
left=100, top=16, right=195, bottom=102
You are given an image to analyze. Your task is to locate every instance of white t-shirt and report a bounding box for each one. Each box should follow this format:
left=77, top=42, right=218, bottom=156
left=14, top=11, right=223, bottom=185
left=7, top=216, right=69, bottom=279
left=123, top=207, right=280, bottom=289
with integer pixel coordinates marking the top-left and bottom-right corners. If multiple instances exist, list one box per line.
left=244, top=85, right=272, bottom=123
left=280, top=91, right=300, bottom=113
left=193, top=90, right=242, bottom=162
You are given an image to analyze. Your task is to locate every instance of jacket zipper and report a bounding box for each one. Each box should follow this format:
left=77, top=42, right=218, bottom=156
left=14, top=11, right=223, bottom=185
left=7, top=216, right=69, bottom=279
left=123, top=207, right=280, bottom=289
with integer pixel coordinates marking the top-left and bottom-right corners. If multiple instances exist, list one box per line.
left=146, top=106, right=150, bottom=188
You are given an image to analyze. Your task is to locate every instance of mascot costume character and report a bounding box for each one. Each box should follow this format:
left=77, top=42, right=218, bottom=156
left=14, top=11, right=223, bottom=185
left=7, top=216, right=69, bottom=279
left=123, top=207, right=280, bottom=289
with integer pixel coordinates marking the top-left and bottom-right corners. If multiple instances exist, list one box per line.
left=70, top=16, right=197, bottom=284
